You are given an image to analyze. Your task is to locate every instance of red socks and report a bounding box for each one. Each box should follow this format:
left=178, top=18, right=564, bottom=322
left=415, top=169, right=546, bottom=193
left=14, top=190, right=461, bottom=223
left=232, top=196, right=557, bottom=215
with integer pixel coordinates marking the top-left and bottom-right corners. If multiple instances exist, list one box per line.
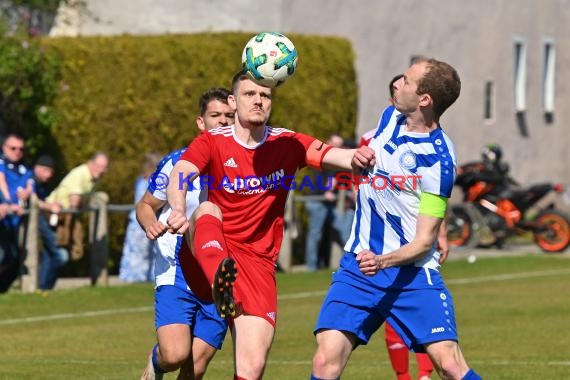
left=416, top=351, right=434, bottom=378
left=193, top=214, right=228, bottom=281
left=385, top=322, right=434, bottom=379
left=385, top=322, right=411, bottom=380
left=180, top=214, right=228, bottom=301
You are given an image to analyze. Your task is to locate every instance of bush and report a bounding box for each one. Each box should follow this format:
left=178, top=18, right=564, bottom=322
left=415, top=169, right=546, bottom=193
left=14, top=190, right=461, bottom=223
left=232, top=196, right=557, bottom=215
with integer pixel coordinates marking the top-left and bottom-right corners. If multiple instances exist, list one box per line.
left=39, top=32, right=357, bottom=273
left=0, top=35, right=60, bottom=154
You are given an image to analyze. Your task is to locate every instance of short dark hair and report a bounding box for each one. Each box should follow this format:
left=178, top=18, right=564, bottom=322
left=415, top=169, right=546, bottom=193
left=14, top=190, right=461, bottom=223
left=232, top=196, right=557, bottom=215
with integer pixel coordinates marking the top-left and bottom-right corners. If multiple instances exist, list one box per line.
left=35, top=155, right=55, bottom=169
left=198, top=87, right=232, bottom=116
left=2, top=133, right=25, bottom=145
left=389, top=74, right=404, bottom=99
left=231, top=69, right=250, bottom=94
left=415, top=58, right=461, bottom=118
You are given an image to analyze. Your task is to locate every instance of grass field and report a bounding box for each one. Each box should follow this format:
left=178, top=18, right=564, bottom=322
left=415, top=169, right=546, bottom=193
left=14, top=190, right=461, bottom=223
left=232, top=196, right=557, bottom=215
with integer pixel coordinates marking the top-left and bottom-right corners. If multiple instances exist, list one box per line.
left=1, top=253, right=569, bottom=379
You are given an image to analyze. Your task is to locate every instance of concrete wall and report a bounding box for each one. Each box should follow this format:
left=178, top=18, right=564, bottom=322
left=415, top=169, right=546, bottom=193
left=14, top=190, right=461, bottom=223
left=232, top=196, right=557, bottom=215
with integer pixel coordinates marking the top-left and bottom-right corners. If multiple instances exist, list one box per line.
left=50, top=0, right=570, bottom=185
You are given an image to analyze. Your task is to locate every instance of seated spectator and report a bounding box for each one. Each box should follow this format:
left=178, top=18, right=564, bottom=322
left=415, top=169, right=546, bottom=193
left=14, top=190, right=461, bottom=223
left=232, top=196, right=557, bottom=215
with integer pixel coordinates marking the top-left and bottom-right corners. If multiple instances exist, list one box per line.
left=30, top=155, right=69, bottom=291
left=46, top=152, right=109, bottom=262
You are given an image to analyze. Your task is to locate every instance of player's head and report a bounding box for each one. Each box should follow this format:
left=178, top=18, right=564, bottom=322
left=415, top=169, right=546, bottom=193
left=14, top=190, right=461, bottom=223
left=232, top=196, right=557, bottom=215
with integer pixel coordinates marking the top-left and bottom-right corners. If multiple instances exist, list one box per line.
left=229, top=70, right=272, bottom=128
left=196, top=87, right=235, bottom=131
left=388, top=74, right=404, bottom=105
left=416, top=58, right=461, bottom=118
left=392, top=58, right=461, bottom=119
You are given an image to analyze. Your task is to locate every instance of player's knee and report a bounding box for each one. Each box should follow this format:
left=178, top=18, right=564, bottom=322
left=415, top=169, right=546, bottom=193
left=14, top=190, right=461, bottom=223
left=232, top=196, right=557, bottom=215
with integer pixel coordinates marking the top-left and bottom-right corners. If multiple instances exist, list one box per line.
left=312, top=351, right=342, bottom=378
left=193, top=356, right=213, bottom=379
left=241, top=355, right=267, bottom=379
left=193, top=362, right=207, bottom=379
left=159, top=345, right=189, bottom=368
left=195, top=201, right=222, bottom=220
left=434, top=357, right=465, bottom=380
left=426, top=342, right=469, bottom=380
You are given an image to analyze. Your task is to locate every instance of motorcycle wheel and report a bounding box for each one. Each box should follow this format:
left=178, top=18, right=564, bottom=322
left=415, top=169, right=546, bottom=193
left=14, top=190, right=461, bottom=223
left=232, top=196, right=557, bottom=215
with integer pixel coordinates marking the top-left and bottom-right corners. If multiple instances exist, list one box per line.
left=533, top=210, right=570, bottom=253
left=447, top=206, right=474, bottom=247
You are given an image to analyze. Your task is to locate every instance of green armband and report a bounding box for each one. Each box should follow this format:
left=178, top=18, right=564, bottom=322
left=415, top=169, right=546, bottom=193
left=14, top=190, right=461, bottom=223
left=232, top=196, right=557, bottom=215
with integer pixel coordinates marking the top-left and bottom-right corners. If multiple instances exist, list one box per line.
left=419, top=192, right=448, bottom=218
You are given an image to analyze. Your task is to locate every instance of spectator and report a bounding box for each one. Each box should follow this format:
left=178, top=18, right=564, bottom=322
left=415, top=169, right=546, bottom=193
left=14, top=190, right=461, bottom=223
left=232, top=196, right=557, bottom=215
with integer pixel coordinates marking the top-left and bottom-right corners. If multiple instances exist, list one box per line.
left=304, top=133, right=344, bottom=272
left=0, top=134, right=33, bottom=293
left=46, top=152, right=109, bottom=261
left=119, top=152, right=162, bottom=283
left=331, top=138, right=358, bottom=245
left=27, top=155, right=69, bottom=291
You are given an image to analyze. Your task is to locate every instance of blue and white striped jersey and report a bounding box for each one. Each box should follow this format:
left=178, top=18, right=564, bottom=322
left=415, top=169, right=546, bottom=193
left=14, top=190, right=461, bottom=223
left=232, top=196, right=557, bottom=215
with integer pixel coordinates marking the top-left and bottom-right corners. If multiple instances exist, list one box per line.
left=345, top=106, right=457, bottom=270
left=149, top=148, right=205, bottom=288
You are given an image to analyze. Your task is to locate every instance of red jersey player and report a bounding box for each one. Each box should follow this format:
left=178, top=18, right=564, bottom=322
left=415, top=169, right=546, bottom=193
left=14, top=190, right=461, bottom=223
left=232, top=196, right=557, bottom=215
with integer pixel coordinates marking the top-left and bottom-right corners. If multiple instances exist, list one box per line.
left=166, top=70, right=374, bottom=380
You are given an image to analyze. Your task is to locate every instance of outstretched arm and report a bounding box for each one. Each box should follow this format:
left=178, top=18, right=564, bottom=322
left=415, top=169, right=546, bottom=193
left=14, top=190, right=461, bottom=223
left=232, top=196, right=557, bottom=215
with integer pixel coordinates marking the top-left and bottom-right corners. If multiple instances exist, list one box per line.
left=320, top=145, right=376, bottom=171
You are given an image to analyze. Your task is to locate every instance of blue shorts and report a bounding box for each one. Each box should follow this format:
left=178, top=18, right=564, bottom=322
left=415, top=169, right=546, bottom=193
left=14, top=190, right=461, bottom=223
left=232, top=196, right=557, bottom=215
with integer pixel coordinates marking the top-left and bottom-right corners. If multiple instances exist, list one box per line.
left=315, top=253, right=458, bottom=352
left=155, top=285, right=228, bottom=349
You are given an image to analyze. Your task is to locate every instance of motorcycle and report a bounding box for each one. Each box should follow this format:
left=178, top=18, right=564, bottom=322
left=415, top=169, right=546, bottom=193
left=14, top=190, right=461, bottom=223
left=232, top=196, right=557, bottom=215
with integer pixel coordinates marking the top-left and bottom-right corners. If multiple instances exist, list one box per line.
left=446, top=159, right=570, bottom=253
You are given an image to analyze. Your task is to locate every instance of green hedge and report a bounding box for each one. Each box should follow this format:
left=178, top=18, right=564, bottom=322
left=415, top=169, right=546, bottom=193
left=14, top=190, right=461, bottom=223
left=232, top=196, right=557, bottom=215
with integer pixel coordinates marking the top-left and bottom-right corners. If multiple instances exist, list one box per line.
left=39, top=32, right=357, bottom=271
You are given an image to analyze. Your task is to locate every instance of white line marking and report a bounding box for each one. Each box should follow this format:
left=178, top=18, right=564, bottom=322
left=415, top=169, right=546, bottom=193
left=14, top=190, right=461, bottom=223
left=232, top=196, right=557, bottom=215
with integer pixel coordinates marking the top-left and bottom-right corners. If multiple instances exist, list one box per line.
left=278, top=291, right=326, bottom=300
left=1, top=268, right=569, bottom=326
left=446, top=268, right=570, bottom=285
left=208, top=359, right=570, bottom=367
left=0, top=306, right=152, bottom=326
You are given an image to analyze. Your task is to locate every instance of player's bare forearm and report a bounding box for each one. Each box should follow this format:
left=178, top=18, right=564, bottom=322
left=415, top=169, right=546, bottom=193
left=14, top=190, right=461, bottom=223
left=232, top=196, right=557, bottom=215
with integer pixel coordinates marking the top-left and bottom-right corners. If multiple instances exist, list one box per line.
left=356, top=215, right=442, bottom=275
left=437, top=218, right=450, bottom=264
left=166, top=160, right=199, bottom=233
left=136, top=192, right=167, bottom=240
left=322, top=146, right=376, bottom=171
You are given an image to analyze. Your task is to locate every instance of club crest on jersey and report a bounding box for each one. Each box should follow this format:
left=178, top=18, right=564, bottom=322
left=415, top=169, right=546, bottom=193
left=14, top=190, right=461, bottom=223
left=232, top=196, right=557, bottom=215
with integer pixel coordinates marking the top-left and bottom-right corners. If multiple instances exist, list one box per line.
left=399, top=150, right=417, bottom=170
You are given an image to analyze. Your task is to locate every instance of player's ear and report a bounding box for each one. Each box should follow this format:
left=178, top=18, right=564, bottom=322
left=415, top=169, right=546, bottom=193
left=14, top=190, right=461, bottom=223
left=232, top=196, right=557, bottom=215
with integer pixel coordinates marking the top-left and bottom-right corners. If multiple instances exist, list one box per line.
left=228, top=94, right=237, bottom=109
left=196, top=116, right=206, bottom=131
left=419, top=93, right=432, bottom=108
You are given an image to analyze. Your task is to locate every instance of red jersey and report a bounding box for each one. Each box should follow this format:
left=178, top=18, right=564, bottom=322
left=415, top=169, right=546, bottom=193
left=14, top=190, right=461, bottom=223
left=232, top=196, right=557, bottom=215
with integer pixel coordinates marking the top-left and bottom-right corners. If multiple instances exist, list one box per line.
left=181, top=125, right=319, bottom=263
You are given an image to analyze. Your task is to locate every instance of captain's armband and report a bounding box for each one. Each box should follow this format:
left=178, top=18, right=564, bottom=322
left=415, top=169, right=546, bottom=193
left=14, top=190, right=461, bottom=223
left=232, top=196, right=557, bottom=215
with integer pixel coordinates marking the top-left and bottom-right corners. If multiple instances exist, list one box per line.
left=419, top=192, right=448, bottom=219
left=305, top=140, right=333, bottom=170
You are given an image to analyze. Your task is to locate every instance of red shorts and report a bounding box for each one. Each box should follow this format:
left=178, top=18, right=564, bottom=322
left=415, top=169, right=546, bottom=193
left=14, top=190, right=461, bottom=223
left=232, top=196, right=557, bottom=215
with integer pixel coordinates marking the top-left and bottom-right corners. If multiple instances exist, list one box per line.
left=228, top=244, right=278, bottom=327
left=182, top=215, right=278, bottom=327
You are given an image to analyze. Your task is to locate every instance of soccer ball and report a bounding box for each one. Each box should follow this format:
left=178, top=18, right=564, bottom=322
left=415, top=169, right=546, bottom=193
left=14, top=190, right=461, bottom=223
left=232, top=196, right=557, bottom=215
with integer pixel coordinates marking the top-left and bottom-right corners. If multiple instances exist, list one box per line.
left=241, top=32, right=298, bottom=88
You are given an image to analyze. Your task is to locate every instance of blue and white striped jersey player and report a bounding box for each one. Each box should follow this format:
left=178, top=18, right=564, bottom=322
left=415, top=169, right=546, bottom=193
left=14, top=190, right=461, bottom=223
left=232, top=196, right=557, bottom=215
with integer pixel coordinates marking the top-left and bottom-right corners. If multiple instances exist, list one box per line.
left=311, top=59, right=482, bottom=380
left=137, top=88, right=235, bottom=380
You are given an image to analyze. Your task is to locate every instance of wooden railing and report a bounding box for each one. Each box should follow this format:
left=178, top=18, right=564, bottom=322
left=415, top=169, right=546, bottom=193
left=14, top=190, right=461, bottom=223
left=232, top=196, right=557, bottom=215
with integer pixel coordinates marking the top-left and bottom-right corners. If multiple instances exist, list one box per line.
left=18, top=191, right=348, bottom=293
left=280, top=191, right=348, bottom=272
left=20, top=192, right=112, bottom=294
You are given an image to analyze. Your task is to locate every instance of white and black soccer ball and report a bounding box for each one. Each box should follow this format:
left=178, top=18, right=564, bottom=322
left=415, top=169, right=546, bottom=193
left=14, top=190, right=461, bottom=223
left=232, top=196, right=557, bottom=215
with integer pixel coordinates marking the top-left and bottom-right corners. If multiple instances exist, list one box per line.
left=241, top=32, right=298, bottom=88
